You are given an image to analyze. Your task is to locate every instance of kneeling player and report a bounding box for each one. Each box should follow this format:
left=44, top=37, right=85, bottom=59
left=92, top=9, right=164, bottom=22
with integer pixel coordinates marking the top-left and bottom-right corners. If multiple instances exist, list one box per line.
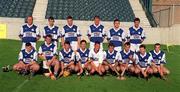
left=13, top=43, right=40, bottom=76
left=88, top=41, right=104, bottom=76
left=102, top=43, right=118, bottom=75
left=59, top=41, right=76, bottom=77
left=134, top=45, right=153, bottom=79
left=116, top=42, right=136, bottom=80
left=149, top=43, right=170, bottom=79
left=38, top=35, right=59, bottom=79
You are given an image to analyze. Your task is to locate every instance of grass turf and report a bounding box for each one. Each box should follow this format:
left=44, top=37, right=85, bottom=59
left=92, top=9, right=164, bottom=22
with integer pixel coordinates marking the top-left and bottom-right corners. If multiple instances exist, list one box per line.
left=0, top=39, right=180, bottom=92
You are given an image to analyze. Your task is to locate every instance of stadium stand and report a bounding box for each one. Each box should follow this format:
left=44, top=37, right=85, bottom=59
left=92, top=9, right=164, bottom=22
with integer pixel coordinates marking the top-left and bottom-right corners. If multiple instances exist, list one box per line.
left=45, top=0, right=135, bottom=22
left=0, top=0, right=36, bottom=18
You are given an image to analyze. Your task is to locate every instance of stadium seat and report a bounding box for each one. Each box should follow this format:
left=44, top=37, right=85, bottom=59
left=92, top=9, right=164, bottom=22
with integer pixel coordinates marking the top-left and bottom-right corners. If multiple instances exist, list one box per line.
left=0, top=0, right=36, bottom=18
left=45, top=0, right=135, bottom=22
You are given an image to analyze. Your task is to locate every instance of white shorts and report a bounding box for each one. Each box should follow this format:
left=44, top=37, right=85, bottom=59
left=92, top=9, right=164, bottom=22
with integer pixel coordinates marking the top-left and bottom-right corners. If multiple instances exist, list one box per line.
left=90, top=42, right=103, bottom=50
left=81, top=64, right=85, bottom=68
left=21, top=42, right=36, bottom=50
left=70, top=41, right=78, bottom=51
left=130, top=43, right=141, bottom=52
left=93, top=61, right=100, bottom=67
left=43, top=61, right=49, bottom=69
left=114, top=46, right=122, bottom=52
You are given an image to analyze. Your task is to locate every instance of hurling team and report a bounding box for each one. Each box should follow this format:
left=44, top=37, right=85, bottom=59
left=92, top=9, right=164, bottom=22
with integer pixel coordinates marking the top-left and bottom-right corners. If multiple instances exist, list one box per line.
left=13, top=15, right=170, bottom=80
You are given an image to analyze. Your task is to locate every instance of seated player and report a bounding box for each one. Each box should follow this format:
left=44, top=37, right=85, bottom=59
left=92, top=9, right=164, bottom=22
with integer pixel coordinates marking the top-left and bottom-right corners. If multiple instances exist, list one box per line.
left=88, top=41, right=104, bottom=76
left=149, top=43, right=170, bottom=79
left=38, top=35, right=59, bottom=79
left=59, top=41, right=76, bottom=77
left=102, top=43, right=118, bottom=75
left=13, top=43, right=40, bottom=76
left=76, top=40, right=90, bottom=75
left=134, top=45, right=153, bottom=79
left=115, top=42, right=136, bottom=80
left=43, top=16, right=60, bottom=46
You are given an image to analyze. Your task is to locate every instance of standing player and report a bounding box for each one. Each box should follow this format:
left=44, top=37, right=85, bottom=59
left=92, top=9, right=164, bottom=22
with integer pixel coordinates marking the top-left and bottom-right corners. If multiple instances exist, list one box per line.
left=149, top=43, right=170, bottom=79
left=127, top=18, right=145, bottom=52
left=115, top=42, right=136, bottom=80
left=134, top=45, right=153, bottom=79
left=19, top=16, right=40, bottom=50
left=107, top=19, right=126, bottom=52
left=38, top=35, right=59, bottom=78
left=59, top=41, right=75, bottom=77
left=43, top=16, right=60, bottom=46
left=88, top=41, right=105, bottom=76
left=61, top=16, right=81, bottom=51
left=87, top=16, right=106, bottom=50
left=13, top=43, right=40, bottom=76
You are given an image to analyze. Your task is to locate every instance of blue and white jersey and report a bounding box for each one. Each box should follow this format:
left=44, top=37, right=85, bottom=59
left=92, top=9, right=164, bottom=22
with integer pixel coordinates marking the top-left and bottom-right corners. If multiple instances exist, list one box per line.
left=38, top=42, right=57, bottom=60
left=87, top=24, right=106, bottom=43
left=149, top=50, right=166, bottom=65
left=135, top=52, right=152, bottom=68
left=117, top=50, right=135, bottom=64
left=107, top=28, right=126, bottom=47
left=18, top=49, right=37, bottom=64
left=127, top=26, right=145, bottom=44
left=77, top=48, right=90, bottom=64
left=61, top=25, right=81, bottom=43
left=19, top=24, right=40, bottom=43
left=43, top=25, right=60, bottom=41
left=59, top=49, right=74, bottom=64
left=103, top=50, right=118, bottom=64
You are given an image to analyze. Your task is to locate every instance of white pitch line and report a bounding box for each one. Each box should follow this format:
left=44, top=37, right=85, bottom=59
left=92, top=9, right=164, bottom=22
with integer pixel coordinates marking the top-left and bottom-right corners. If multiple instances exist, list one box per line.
left=12, top=79, right=29, bottom=92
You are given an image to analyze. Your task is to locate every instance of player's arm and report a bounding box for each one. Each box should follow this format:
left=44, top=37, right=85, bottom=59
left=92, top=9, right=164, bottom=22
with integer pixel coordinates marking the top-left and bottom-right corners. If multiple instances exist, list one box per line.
left=19, top=26, right=23, bottom=39
left=60, top=28, right=65, bottom=47
left=77, top=27, right=81, bottom=47
left=36, top=27, right=41, bottom=41
left=38, top=46, right=46, bottom=60
left=102, top=28, right=106, bottom=40
left=126, top=29, right=131, bottom=42
left=18, top=51, right=24, bottom=64
left=87, top=27, right=91, bottom=40
left=106, top=30, right=111, bottom=43
left=141, top=29, right=146, bottom=42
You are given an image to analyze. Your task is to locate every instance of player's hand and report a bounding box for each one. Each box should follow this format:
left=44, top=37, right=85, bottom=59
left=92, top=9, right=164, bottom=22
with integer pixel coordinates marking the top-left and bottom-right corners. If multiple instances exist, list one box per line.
left=129, top=55, right=133, bottom=60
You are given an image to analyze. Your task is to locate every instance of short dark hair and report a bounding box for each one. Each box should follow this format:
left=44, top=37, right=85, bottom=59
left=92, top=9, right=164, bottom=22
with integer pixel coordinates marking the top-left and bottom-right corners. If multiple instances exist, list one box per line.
left=139, top=44, right=146, bottom=49
left=154, top=43, right=161, bottom=47
left=108, top=43, right=115, bottom=47
left=80, top=40, right=87, bottom=44
left=94, top=16, right=100, bottom=20
left=134, top=18, right=140, bottom=22
left=66, top=16, right=73, bottom=20
left=64, top=41, right=70, bottom=45
left=45, top=34, right=52, bottom=39
left=25, top=42, right=32, bottom=46
left=114, top=18, right=120, bottom=23
left=48, top=16, right=54, bottom=21
left=124, top=42, right=130, bottom=46
left=94, top=41, right=100, bottom=45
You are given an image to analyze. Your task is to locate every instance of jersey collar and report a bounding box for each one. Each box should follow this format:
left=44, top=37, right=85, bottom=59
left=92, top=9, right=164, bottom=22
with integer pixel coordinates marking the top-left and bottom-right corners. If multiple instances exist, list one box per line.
left=153, top=50, right=161, bottom=55
left=133, top=26, right=140, bottom=31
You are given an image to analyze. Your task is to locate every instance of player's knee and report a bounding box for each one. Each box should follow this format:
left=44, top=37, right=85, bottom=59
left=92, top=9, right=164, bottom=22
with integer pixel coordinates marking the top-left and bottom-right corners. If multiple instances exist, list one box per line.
left=74, top=65, right=79, bottom=72
left=148, top=68, right=153, bottom=74
left=104, top=66, right=109, bottom=71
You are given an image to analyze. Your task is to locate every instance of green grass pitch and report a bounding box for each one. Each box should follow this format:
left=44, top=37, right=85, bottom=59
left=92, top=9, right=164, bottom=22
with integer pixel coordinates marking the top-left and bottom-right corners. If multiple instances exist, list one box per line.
left=0, top=39, right=180, bottom=92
